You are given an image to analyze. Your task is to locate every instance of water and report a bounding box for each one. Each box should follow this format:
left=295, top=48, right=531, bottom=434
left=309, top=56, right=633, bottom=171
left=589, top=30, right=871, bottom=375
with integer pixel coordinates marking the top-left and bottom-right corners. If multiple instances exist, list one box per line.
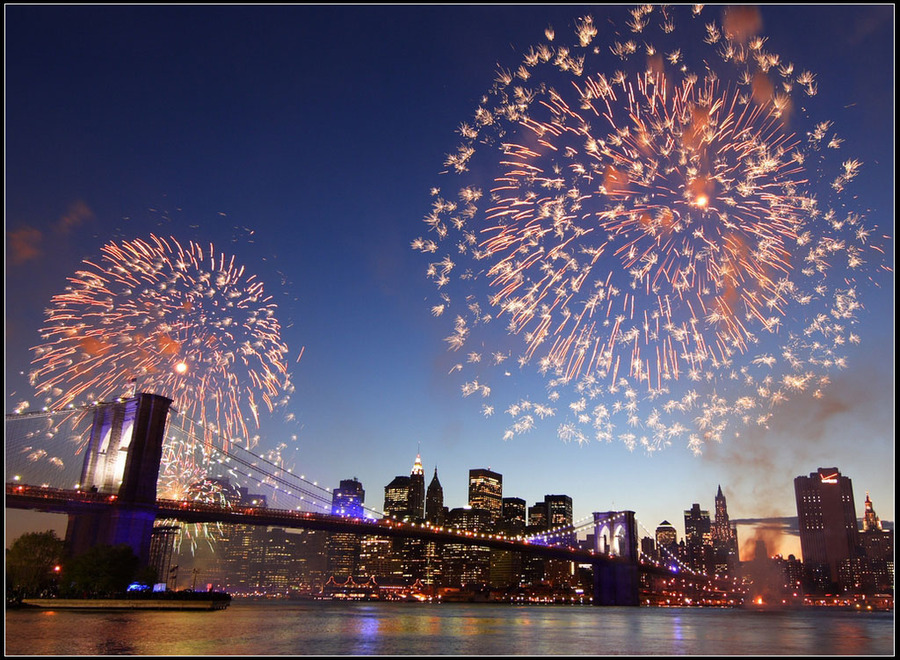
left=5, top=601, right=894, bottom=656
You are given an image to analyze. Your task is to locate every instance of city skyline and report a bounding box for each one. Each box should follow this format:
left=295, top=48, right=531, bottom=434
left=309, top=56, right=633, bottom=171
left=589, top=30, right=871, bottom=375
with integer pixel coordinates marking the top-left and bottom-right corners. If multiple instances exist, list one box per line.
left=5, top=5, right=894, bottom=561
left=8, top=433, right=891, bottom=566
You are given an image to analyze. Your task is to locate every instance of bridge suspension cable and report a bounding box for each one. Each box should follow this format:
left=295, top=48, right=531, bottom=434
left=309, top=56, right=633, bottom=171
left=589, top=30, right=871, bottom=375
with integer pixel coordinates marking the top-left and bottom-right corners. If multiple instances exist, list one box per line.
left=167, top=410, right=390, bottom=519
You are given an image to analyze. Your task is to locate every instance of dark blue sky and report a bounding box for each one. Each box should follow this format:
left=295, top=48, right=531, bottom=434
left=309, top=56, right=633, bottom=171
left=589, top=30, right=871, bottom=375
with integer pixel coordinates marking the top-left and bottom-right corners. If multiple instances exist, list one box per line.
left=5, top=5, right=894, bottom=555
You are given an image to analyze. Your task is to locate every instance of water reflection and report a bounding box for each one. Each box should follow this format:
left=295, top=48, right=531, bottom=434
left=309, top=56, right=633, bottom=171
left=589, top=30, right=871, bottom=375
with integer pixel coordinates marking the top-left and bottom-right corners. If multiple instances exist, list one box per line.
left=5, top=603, right=894, bottom=656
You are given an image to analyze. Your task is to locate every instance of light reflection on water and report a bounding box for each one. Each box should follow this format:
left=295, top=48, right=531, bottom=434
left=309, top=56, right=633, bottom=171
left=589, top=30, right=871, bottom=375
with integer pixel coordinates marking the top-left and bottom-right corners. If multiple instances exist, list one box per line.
left=5, top=601, right=894, bottom=656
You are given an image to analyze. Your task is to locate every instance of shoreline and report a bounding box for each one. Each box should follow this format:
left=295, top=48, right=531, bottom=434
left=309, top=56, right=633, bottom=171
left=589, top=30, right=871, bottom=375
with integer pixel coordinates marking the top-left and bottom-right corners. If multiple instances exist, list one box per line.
left=17, top=594, right=230, bottom=612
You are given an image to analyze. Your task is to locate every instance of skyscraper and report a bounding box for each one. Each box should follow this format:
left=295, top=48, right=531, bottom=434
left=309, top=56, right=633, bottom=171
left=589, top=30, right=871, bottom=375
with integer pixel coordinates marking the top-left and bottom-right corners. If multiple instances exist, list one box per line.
left=655, top=520, right=678, bottom=564
left=423, top=467, right=446, bottom=586
left=425, top=467, right=445, bottom=525
left=545, top=494, right=574, bottom=545
left=383, top=452, right=427, bottom=522
left=332, top=478, right=365, bottom=517
left=856, top=492, right=893, bottom=594
left=409, top=453, right=425, bottom=522
left=383, top=475, right=412, bottom=520
left=501, top=497, right=527, bottom=535
left=862, top=492, right=883, bottom=532
left=543, top=494, right=576, bottom=588
left=468, top=468, right=503, bottom=524
left=711, top=485, right=739, bottom=574
left=382, top=454, right=429, bottom=585
left=528, top=501, right=548, bottom=533
left=684, top=503, right=712, bottom=573
left=794, top=467, right=859, bottom=590
left=327, top=478, right=366, bottom=579
left=443, top=507, right=493, bottom=587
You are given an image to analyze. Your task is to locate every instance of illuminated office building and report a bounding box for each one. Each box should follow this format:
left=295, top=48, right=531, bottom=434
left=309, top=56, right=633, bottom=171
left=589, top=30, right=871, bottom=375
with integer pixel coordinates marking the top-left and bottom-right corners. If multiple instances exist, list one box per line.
left=332, top=478, right=365, bottom=518
left=384, top=475, right=412, bottom=520
left=527, top=501, right=548, bottom=533
left=856, top=492, right=894, bottom=594
left=684, top=503, right=712, bottom=573
left=543, top=494, right=575, bottom=588
left=862, top=492, right=884, bottom=532
left=357, top=535, right=396, bottom=582
left=501, top=497, right=527, bottom=535
left=443, top=506, right=493, bottom=587
left=468, top=468, right=503, bottom=524
left=327, top=478, right=366, bottom=579
left=384, top=452, right=427, bottom=522
left=409, top=453, right=425, bottom=522
left=655, top=520, right=678, bottom=560
left=382, top=454, right=429, bottom=584
left=545, top=495, right=573, bottom=538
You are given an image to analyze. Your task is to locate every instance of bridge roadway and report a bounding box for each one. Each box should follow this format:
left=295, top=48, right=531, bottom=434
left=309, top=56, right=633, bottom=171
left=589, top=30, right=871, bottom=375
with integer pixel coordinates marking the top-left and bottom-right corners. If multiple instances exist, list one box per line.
left=7, top=483, right=648, bottom=570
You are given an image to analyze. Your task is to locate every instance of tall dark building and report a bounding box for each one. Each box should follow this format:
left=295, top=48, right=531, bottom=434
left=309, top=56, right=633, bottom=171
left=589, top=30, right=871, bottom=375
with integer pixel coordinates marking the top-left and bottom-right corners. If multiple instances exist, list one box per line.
left=468, top=468, right=503, bottom=524
left=249, top=527, right=302, bottom=593
left=384, top=475, right=412, bottom=520
left=501, top=497, right=527, bottom=535
left=528, top=501, right=548, bottom=533
left=443, top=507, right=493, bottom=587
left=327, top=478, right=366, bottom=578
left=712, top=485, right=739, bottom=574
left=383, top=453, right=426, bottom=522
left=425, top=467, right=445, bottom=525
left=794, top=467, right=859, bottom=590
left=543, top=494, right=576, bottom=588
left=545, top=494, right=574, bottom=545
left=382, top=454, right=428, bottom=584
left=494, top=497, right=528, bottom=589
left=545, top=494, right=573, bottom=528
left=684, top=503, right=712, bottom=573
left=409, top=453, right=425, bottom=521
left=423, top=467, right=446, bottom=586
left=655, top=520, right=679, bottom=565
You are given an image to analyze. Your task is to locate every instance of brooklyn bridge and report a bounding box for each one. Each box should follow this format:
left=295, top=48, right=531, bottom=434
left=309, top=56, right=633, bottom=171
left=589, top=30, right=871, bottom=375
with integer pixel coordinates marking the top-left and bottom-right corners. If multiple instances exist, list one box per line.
left=6, top=393, right=746, bottom=606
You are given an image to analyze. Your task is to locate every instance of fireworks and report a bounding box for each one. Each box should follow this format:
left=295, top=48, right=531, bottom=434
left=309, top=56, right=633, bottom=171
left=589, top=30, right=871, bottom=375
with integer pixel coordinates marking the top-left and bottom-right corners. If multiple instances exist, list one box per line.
left=414, top=6, right=890, bottom=452
left=30, top=233, right=294, bottom=451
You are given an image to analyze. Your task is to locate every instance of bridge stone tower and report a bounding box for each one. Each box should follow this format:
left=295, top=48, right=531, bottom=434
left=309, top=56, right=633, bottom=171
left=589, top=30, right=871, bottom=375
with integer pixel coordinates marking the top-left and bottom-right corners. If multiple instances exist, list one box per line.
left=65, top=393, right=173, bottom=566
left=591, top=510, right=640, bottom=606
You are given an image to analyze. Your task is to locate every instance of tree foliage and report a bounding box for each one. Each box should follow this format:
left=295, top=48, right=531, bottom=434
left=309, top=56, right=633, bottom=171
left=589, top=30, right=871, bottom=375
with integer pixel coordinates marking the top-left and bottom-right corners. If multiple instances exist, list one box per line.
left=6, top=530, right=65, bottom=598
left=61, top=544, right=141, bottom=597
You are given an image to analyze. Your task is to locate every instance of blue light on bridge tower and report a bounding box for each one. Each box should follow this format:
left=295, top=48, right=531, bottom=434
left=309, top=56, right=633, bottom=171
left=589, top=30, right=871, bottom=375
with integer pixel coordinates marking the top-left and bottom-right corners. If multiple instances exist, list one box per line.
left=64, top=393, right=173, bottom=567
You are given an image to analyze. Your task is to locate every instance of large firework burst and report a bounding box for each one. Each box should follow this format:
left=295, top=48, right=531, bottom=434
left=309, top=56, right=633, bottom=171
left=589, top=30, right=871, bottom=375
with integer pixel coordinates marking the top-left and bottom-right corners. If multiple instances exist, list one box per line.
left=30, top=233, right=294, bottom=451
left=414, top=5, right=890, bottom=452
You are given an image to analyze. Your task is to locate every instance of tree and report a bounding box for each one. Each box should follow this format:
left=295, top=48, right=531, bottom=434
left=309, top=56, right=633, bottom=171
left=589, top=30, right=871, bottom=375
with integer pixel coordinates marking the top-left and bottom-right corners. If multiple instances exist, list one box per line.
left=61, top=544, right=140, bottom=597
left=6, top=530, right=65, bottom=599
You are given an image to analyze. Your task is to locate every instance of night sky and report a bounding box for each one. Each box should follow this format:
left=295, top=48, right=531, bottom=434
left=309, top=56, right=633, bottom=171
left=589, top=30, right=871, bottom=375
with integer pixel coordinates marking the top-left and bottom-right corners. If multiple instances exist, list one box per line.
left=5, top=5, right=894, bottom=559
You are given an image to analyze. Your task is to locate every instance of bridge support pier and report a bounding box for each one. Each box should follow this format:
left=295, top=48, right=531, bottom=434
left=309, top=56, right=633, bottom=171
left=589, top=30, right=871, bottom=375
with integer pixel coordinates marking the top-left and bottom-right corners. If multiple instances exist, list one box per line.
left=590, top=510, right=640, bottom=606
left=65, top=506, right=159, bottom=567
left=592, top=561, right=640, bottom=606
left=65, top=393, right=172, bottom=566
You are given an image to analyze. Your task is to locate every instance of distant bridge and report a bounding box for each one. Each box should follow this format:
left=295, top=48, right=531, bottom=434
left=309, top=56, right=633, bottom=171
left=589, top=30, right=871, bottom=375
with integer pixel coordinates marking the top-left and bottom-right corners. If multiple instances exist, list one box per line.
left=6, top=481, right=643, bottom=568
left=6, top=393, right=720, bottom=605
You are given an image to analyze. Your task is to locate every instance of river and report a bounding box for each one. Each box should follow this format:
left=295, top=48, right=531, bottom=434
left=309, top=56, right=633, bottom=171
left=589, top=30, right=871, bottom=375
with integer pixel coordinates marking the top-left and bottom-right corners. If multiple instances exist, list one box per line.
left=5, top=600, right=894, bottom=655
